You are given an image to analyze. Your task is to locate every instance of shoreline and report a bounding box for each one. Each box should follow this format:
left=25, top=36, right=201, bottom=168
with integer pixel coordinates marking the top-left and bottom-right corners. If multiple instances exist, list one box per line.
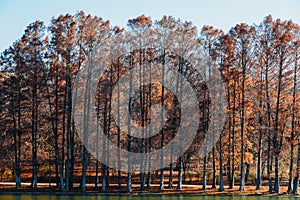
left=0, top=191, right=298, bottom=197
left=0, top=185, right=299, bottom=197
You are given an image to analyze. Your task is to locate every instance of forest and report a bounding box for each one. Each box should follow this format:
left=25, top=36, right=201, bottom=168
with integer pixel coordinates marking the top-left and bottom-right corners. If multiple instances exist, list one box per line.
left=0, top=12, right=299, bottom=195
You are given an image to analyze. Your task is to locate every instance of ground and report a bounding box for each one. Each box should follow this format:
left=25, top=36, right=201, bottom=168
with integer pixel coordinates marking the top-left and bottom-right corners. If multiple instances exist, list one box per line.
left=0, top=182, right=297, bottom=196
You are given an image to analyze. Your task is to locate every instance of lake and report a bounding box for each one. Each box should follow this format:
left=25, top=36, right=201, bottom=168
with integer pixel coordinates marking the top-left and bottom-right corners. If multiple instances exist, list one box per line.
left=0, top=195, right=298, bottom=200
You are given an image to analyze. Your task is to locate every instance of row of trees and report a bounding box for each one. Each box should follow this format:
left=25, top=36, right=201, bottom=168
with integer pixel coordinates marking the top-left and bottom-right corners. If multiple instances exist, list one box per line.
left=0, top=12, right=299, bottom=194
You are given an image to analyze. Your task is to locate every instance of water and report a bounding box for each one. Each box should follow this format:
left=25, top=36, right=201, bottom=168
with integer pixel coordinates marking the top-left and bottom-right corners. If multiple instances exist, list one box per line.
left=0, top=195, right=298, bottom=200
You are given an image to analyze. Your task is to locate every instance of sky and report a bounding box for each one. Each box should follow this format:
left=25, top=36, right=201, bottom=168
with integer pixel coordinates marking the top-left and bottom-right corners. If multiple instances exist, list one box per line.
left=0, top=0, right=300, bottom=52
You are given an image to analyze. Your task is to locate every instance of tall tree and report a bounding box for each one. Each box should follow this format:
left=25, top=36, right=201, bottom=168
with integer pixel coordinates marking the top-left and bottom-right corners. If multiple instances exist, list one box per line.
left=154, top=15, right=177, bottom=189
left=127, top=15, right=153, bottom=191
left=49, top=14, right=78, bottom=191
left=1, top=42, right=25, bottom=189
left=172, top=19, right=199, bottom=190
left=18, top=21, right=47, bottom=189
left=291, top=37, right=300, bottom=194
left=257, top=15, right=275, bottom=193
left=229, top=23, right=256, bottom=191
left=272, top=19, right=295, bottom=193
left=75, top=11, right=111, bottom=192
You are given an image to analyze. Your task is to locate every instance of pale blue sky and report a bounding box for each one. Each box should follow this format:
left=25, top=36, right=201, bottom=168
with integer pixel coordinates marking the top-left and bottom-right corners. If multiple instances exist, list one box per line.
left=0, top=0, right=299, bottom=52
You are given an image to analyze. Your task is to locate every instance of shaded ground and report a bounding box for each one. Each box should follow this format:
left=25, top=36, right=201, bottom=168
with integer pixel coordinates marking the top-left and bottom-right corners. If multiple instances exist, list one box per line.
left=0, top=168, right=295, bottom=196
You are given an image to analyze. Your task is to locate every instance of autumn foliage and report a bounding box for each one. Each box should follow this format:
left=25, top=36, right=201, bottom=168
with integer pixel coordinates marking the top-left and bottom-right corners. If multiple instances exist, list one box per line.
left=0, top=13, right=300, bottom=194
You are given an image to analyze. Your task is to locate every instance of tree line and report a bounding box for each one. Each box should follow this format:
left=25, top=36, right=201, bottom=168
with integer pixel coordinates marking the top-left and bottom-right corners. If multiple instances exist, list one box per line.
left=0, top=12, right=299, bottom=194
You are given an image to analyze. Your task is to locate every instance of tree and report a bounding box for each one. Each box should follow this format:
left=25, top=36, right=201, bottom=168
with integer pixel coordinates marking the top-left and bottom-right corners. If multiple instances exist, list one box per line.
left=49, top=14, right=78, bottom=191
left=75, top=11, right=111, bottom=192
left=229, top=23, right=256, bottom=191
left=272, top=19, right=295, bottom=193
left=257, top=15, right=275, bottom=193
left=127, top=15, right=153, bottom=191
left=18, top=21, right=47, bottom=189
left=291, top=38, right=300, bottom=195
left=200, top=25, right=225, bottom=191
left=1, top=12, right=300, bottom=195
left=172, top=19, right=199, bottom=190
left=1, top=44, right=24, bottom=189
left=154, top=15, right=177, bottom=189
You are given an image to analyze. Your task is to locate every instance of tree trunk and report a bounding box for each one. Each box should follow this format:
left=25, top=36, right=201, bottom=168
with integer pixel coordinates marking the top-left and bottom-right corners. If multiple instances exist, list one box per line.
left=227, top=85, right=232, bottom=188
left=202, top=74, right=209, bottom=191
left=126, top=171, right=132, bottom=193
left=101, top=101, right=108, bottom=193
left=288, top=144, right=294, bottom=193
left=105, top=64, right=114, bottom=188
left=126, top=62, right=133, bottom=193
left=239, top=60, right=246, bottom=191
left=273, top=57, right=284, bottom=194
left=159, top=50, right=166, bottom=190
left=230, top=79, right=236, bottom=189
left=256, top=66, right=264, bottom=190
left=31, top=66, right=38, bottom=190
left=80, top=60, right=93, bottom=192
left=212, top=147, right=216, bottom=188
left=202, top=155, right=207, bottom=190
left=288, top=50, right=298, bottom=193
left=65, top=57, right=72, bottom=191
left=256, top=129, right=262, bottom=190
left=95, top=95, right=101, bottom=189
left=139, top=50, right=146, bottom=190
left=265, top=62, right=273, bottom=193
left=292, top=128, right=300, bottom=195
left=218, top=69, right=225, bottom=192
left=117, top=62, right=122, bottom=189
left=169, top=163, right=173, bottom=188
left=177, top=156, right=183, bottom=190
left=219, top=133, right=224, bottom=192
left=12, top=95, right=21, bottom=189
left=176, top=56, right=185, bottom=191
left=15, top=82, right=22, bottom=188
left=54, top=64, right=60, bottom=187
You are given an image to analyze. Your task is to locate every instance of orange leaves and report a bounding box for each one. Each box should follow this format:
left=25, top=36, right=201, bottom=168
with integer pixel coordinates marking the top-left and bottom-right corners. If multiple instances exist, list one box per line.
left=245, top=152, right=253, bottom=164
left=0, top=72, right=5, bottom=82
left=156, top=15, right=176, bottom=29
left=58, top=80, right=66, bottom=86
left=75, top=11, right=111, bottom=58
left=291, top=139, right=297, bottom=145
left=244, top=99, right=253, bottom=107
left=128, top=15, right=152, bottom=29
left=49, top=14, right=77, bottom=49
left=113, top=26, right=125, bottom=34
left=282, top=32, right=294, bottom=44
left=201, top=25, right=223, bottom=39
left=231, top=23, right=256, bottom=41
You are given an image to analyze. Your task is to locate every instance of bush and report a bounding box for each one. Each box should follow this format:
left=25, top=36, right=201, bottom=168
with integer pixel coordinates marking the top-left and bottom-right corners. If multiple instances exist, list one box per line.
left=38, top=166, right=51, bottom=177
left=233, top=172, right=240, bottom=183
left=247, top=172, right=256, bottom=184
left=207, top=170, right=220, bottom=184
left=3, top=168, right=12, bottom=180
